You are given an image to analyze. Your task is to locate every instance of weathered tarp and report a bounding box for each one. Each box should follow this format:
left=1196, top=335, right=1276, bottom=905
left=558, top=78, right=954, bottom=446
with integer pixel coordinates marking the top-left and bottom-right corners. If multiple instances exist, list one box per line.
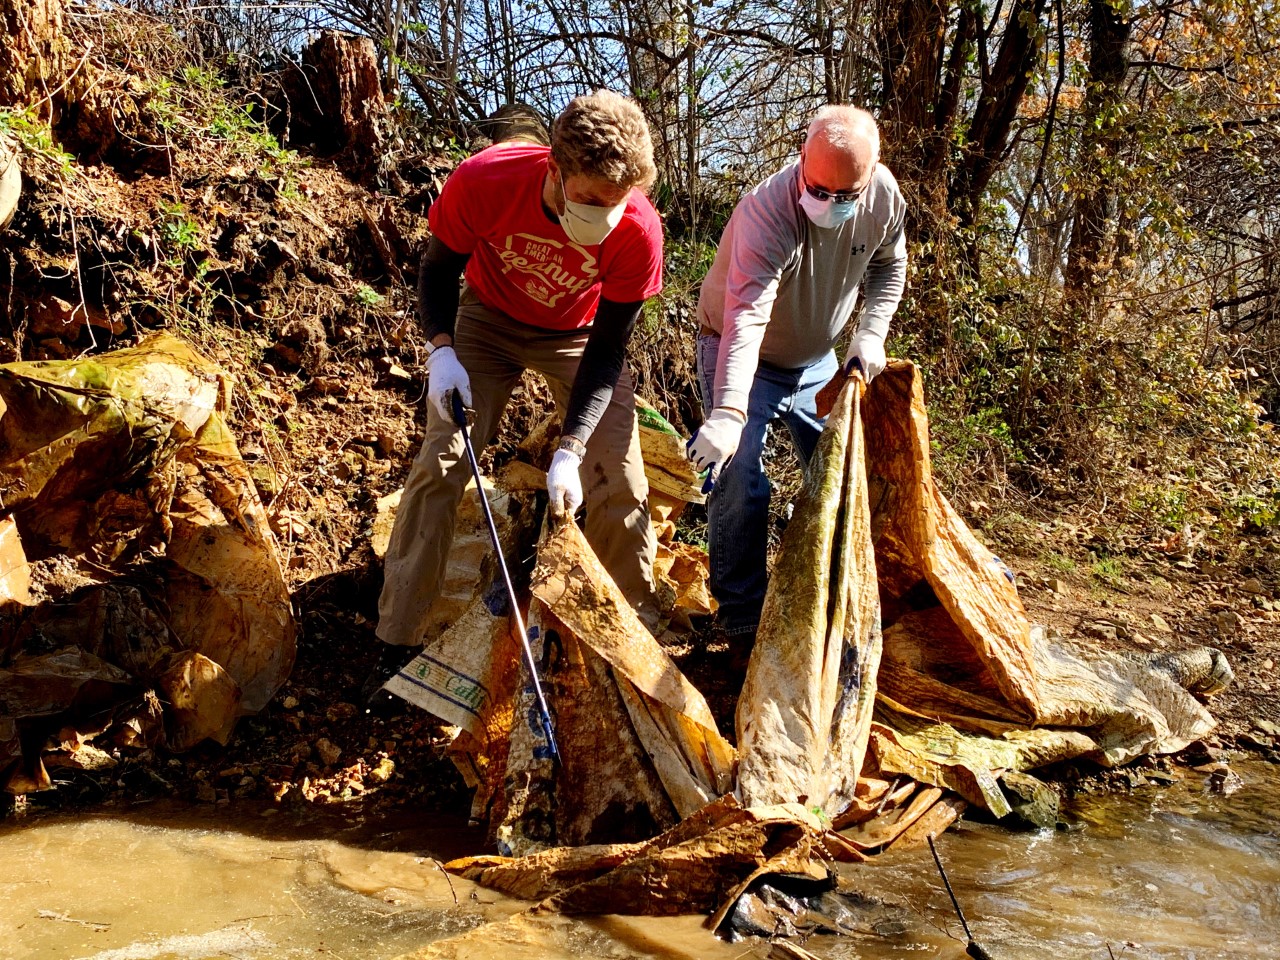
left=488, top=522, right=735, bottom=853
left=448, top=796, right=842, bottom=919
left=862, top=362, right=1213, bottom=757
left=418, top=359, right=1224, bottom=933
left=737, top=375, right=883, bottom=814
left=862, top=361, right=1041, bottom=722
left=0, top=333, right=296, bottom=790
left=383, top=401, right=725, bottom=836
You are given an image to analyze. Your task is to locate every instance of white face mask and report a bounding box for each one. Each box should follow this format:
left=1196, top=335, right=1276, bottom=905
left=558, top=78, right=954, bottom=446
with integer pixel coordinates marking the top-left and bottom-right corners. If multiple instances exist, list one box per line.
left=558, top=172, right=628, bottom=246
left=798, top=189, right=858, bottom=229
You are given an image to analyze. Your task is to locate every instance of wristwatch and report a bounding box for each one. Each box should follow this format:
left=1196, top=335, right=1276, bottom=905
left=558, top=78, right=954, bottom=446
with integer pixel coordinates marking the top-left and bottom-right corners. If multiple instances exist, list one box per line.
left=558, top=436, right=587, bottom=459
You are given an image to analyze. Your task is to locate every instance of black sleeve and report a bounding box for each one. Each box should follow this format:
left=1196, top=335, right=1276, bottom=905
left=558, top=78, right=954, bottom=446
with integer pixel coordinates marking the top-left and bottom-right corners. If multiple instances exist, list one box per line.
left=561, top=297, right=645, bottom=445
left=416, top=235, right=471, bottom=341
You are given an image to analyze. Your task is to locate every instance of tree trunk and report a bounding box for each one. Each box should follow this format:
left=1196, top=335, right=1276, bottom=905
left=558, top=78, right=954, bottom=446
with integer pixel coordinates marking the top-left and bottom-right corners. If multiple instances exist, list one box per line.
left=278, top=32, right=388, bottom=180
left=949, top=0, right=1050, bottom=232
left=1063, top=0, right=1132, bottom=302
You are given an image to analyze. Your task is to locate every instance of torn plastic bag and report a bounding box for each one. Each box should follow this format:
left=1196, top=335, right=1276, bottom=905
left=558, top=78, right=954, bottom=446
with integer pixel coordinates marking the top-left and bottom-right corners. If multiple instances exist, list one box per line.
left=382, top=479, right=538, bottom=823
left=383, top=478, right=535, bottom=736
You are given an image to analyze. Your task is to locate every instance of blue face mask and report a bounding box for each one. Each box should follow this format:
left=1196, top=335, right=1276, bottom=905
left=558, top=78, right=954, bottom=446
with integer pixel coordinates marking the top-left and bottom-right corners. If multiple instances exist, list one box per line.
left=799, top=189, right=858, bottom=229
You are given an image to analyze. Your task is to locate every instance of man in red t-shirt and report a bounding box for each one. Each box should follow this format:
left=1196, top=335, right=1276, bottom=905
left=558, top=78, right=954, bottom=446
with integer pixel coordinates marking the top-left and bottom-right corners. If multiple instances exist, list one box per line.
left=368, top=91, right=664, bottom=695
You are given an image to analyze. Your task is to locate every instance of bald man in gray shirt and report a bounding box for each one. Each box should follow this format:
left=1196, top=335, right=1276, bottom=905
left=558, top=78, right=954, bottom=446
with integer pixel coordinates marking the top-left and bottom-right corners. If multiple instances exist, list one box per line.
left=686, top=105, right=908, bottom=651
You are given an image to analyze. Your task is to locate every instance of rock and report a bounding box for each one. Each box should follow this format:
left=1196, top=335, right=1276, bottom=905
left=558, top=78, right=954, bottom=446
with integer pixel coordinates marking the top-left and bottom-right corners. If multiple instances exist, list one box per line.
left=1239, top=731, right=1276, bottom=750
left=1084, top=621, right=1118, bottom=642
left=272, top=315, right=330, bottom=374
left=282, top=695, right=299, bottom=709
left=1141, top=645, right=1235, bottom=697
left=1001, top=770, right=1060, bottom=828
left=312, top=376, right=348, bottom=396
left=1208, top=767, right=1244, bottom=795
left=1048, top=579, right=1067, bottom=595
left=316, top=738, right=342, bottom=767
left=368, top=757, right=395, bottom=784
left=1214, top=609, right=1244, bottom=638
left=1241, top=578, right=1266, bottom=595
left=1254, top=720, right=1280, bottom=738
left=325, top=702, right=357, bottom=722
left=1183, top=741, right=1227, bottom=766
left=1150, top=613, right=1173, bottom=633
left=28, top=296, right=126, bottom=340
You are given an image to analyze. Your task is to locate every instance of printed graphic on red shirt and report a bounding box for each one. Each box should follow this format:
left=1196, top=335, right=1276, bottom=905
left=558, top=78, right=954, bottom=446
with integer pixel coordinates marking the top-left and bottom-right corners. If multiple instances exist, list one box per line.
left=497, top=232, right=598, bottom=309
left=428, top=143, right=663, bottom=330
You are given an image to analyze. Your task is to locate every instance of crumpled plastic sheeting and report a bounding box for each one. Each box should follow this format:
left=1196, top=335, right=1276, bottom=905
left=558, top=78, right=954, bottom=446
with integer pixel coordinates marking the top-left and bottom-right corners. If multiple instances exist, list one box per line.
left=447, top=796, right=849, bottom=921
left=0, top=333, right=296, bottom=790
left=492, top=523, right=735, bottom=853
left=737, top=376, right=882, bottom=815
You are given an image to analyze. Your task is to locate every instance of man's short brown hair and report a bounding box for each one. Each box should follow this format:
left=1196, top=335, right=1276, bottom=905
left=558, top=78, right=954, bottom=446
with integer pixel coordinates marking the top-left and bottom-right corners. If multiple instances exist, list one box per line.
left=551, top=90, right=657, bottom=191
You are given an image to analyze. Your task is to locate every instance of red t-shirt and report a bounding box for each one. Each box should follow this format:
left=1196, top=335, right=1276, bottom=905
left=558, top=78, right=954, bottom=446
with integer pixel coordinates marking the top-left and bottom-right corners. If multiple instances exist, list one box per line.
left=427, top=144, right=664, bottom=330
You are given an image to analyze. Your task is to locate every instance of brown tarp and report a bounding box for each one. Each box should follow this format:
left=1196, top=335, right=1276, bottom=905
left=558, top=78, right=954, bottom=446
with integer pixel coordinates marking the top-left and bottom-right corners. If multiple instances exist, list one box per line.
left=425, top=360, right=1222, bottom=939
left=1, top=333, right=296, bottom=789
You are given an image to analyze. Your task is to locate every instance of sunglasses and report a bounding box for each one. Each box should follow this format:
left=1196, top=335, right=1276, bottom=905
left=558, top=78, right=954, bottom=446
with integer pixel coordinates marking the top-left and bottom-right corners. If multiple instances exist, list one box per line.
left=803, top=179, right=863, bottom=205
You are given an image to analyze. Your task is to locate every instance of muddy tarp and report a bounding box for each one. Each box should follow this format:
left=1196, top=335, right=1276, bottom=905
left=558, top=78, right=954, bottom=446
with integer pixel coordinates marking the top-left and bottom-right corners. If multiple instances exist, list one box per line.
left=473, top=522, right=734, bottom=853
left=737, top=376, right=883, bottom=814
left=421, top=360, right=1221, bottom=929
left=0, top=333, right=296, bottom=790
left=447, top=796, right=845, bottom=919
left=861, top=362, right=1213, bottom=756
left=383, top=401, right=722, bottom=834
left=733, top=362, right=1214, bottom=817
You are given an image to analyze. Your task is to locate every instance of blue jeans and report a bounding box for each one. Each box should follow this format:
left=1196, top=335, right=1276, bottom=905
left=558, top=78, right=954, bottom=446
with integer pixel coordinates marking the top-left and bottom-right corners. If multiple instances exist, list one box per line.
left=696, top=333, right=838, bottom=635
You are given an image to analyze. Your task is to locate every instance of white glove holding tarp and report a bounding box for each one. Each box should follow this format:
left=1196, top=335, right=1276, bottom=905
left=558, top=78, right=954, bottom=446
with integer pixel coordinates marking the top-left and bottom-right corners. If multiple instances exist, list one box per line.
left=546, top=446, right=584, bottom=519
left=686, top=408, right=747, bottom=473
left=427, top=346, right=472, bottom=422
left=844, top=328, right=887, bottom=382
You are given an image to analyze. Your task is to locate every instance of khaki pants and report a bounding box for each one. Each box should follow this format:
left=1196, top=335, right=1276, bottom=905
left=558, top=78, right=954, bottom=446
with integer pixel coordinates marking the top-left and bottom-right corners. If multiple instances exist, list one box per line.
left=377, top=290, right=658, bottom=646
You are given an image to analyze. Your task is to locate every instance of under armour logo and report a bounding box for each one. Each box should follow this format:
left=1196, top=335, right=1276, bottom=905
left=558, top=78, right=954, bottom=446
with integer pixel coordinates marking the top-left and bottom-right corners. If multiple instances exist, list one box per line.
left=851, top=243, right=866, bottom=256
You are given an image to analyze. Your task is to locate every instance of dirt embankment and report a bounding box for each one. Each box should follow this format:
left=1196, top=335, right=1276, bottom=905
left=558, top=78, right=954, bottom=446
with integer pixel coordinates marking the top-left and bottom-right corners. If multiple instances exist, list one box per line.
left=1, top=2, right=1276, bottom=823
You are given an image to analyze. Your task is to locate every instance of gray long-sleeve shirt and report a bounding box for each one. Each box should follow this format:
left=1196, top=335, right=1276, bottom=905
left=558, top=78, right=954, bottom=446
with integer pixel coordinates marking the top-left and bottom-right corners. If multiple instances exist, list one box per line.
left=696, top=160, right=908, bottom=412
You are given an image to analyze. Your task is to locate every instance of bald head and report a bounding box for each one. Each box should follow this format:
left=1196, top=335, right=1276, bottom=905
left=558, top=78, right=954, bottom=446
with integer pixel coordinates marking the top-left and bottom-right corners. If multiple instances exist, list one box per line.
left=802, top=105, right=880, bottom=197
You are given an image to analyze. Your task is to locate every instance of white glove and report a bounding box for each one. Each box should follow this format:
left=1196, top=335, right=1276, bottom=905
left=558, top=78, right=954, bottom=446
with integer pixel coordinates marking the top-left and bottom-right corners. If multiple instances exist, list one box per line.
left=845, top=329, right=887, bottom=382
left=686, top=408, right=747, bottom=472
left=546, top=446, right=584, bottom=519
left=426, top=346, right=472, bottom=422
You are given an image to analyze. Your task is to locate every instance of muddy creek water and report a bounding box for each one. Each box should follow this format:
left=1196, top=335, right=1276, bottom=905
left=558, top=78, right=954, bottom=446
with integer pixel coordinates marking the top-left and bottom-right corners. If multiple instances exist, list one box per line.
left=5, top=762, right=1278, bottom=960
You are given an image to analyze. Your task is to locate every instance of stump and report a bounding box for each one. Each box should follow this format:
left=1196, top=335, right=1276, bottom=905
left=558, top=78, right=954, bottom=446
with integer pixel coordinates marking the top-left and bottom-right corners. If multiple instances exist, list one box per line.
left=0, top=0, right=68, bottom=112
left=275, top=31, right=386, bottom=178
